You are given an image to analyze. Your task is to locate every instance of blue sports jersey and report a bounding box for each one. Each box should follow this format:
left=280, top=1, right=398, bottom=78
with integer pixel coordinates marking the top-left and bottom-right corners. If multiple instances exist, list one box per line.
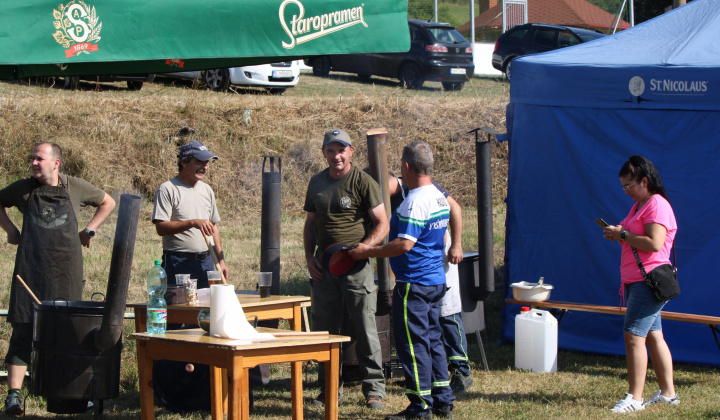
left=389, top=184, right=450, bottom=285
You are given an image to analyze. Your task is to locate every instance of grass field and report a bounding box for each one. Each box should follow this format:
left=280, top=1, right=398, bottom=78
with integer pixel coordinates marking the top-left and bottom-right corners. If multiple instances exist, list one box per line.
left=0, top=73, right=718, bottom=419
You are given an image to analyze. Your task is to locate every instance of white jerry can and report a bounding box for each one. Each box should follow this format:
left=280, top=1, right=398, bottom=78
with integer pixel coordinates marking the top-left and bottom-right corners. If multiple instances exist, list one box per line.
left=515, top=308, right=558, bottom=372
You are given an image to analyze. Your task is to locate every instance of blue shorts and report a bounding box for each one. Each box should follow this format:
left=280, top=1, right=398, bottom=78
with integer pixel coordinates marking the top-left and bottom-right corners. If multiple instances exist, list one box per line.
left=623, top=281, right=666, bottom=337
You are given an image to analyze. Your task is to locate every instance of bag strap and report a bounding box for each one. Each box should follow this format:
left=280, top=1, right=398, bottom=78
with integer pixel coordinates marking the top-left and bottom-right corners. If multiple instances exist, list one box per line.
left=631, top=246, right=650, bottom=281
left=631, top=243, right=677, bottom=279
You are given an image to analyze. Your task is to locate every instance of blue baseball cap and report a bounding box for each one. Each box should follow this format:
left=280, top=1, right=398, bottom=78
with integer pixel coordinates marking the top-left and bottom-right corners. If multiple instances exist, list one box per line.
left=178, top=141, right=218, bottom=161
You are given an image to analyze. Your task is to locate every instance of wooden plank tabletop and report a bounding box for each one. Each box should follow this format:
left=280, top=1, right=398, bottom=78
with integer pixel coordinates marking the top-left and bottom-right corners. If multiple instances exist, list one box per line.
left=506, top=299, right=720, bottom=326
left=131, top=327, right=348, bottom=350
left=128, top=294, right=310, bottom=310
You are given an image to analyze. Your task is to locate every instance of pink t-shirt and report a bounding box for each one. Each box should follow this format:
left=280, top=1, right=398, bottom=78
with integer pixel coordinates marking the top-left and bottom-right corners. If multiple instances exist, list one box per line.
left=619, top=194, right=677, bottom=284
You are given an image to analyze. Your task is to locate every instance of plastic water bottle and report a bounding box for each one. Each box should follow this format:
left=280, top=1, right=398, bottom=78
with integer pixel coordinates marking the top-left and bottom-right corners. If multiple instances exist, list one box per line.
left=146, top=260, right=167, bottom=296
left=146, top=260, right=168, bottom=334
left=146, top=294, right=167, bottom=334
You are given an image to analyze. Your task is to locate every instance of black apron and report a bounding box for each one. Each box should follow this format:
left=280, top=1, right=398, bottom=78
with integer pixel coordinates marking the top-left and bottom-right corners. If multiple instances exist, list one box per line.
left=8, top=184, right=83, bottom=323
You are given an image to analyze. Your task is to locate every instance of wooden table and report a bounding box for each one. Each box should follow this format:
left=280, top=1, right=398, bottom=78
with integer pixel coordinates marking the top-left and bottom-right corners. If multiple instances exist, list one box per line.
left=128, top=294, right=312, bottom=417
left=128, top=294, right=310, bottom=333
left=132, top=327, right=348, bottom=420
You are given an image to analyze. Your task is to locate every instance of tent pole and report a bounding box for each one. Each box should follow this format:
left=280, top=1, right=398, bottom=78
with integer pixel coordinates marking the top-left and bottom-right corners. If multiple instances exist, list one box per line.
left=612, top=0, right=627, bottom=34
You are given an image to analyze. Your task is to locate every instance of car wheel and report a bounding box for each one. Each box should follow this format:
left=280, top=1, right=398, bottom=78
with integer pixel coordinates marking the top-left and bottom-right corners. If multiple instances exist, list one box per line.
left=126, top=81, right=144, bottom=91
left=266, top=88, right=286, bottom=95
left=398, top=63, right=423, bottom=90
left=504, top=58, right=515, bottom=82
left=63, top=76, right=79, bottom=90
left=312, top=57, right=331, bottom=77
left=442, top=82, right=464, bottom=91
left=204, top=68, right=230, bottom=92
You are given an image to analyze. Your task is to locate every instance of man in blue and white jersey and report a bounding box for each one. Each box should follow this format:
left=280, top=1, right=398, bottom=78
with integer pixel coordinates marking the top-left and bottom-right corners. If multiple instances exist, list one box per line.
left=350, top=141, right=455, bottom=420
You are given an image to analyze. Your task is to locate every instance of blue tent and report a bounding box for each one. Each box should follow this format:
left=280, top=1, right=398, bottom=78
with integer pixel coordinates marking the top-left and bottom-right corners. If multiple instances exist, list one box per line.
left=502, top=0, right=720, bottom=367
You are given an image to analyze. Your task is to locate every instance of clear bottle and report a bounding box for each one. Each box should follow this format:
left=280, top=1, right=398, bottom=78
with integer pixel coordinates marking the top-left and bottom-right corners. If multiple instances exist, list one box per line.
left=146, top=294, right=167, bottom=334
left=146, top=260, right=167, bottom=296
left=146, top=260, right=168, bottom=334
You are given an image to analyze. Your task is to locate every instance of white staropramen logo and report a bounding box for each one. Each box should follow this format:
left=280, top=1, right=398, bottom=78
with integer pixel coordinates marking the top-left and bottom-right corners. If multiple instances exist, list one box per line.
left=279, top=0, right=367, bottom=49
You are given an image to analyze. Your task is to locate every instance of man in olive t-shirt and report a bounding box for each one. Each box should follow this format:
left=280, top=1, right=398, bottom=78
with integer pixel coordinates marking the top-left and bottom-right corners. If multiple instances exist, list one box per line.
left=303, top=128, right=389, bottom=409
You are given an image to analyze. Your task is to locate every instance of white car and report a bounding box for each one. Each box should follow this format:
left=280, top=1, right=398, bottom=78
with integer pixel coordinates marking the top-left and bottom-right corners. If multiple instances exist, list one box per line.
left=161, top=61, right=301, bottom=94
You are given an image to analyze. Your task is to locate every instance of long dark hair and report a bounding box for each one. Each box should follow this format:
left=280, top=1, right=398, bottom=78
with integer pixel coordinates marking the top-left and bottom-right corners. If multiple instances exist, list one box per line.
left=619, top=155, right=669, bottom=201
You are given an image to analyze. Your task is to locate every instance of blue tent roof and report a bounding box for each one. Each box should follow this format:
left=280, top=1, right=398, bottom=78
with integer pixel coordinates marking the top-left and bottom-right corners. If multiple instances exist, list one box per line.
left=511, top=0, right=720, bottom=110
left=503, top=0, right=720, bottom=367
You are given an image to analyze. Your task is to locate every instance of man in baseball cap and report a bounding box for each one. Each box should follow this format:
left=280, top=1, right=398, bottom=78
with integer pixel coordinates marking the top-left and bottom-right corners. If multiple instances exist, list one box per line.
left=153, top=140, right=227, bottom=289
left=304, top=128, right=389, bottom=409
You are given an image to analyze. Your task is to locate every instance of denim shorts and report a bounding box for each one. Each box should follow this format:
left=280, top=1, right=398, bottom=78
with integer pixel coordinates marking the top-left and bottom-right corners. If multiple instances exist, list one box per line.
left=624, top=281, right=666, bottom=337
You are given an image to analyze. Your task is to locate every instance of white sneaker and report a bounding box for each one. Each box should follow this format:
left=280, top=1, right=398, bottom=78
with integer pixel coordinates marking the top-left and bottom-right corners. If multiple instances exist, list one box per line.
left=611, top=394, right=645, bottom=413
left=644, top=389, right=680, bottom=406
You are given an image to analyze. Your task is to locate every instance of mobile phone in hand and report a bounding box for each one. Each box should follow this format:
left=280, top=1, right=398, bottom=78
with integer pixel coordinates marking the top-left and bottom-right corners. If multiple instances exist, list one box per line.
left=595, top=218, right=609, bottom=228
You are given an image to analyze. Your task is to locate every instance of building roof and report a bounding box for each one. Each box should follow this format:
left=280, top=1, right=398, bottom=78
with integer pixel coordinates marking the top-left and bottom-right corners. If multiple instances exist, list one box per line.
left=458, top=0, right=630, bottom=32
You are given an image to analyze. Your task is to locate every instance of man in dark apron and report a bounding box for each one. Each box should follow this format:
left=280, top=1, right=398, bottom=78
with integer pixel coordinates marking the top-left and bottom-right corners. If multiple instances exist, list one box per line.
left=0, top=143, right=115, bottom=416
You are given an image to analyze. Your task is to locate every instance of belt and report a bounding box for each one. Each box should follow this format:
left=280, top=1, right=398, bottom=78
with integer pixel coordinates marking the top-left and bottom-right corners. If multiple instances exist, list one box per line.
left=164, top=250, right=210, bottom=260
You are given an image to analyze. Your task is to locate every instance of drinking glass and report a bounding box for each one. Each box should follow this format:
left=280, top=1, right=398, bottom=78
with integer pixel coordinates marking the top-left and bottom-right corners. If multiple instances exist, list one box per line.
left=257, top=272, right=272, bottom=298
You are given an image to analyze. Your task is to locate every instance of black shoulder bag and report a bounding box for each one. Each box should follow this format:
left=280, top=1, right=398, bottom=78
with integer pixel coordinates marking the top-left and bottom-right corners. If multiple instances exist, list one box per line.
left=631, top=245, right=680, bottom=302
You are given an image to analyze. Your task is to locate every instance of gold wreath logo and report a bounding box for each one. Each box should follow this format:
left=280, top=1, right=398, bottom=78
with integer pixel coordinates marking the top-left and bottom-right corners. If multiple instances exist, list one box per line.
left=52, top=1, right=102, bottom=57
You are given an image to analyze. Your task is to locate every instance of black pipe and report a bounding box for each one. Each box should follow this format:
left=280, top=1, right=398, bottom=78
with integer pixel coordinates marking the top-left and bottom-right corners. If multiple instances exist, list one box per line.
left=260, top=156, right=281, bottom=295
left=472, top=128, right=497, bottom=301
left=93, top=194, right=142, bottom=351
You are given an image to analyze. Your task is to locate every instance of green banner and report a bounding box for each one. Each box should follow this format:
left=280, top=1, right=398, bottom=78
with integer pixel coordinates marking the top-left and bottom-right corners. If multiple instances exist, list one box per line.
left=0, top=0, right=409, bottom=78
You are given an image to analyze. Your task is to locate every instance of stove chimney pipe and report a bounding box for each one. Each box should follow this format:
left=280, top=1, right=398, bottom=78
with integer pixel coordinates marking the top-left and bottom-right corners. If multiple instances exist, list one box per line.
left=93, top=194, right=141, bottom=351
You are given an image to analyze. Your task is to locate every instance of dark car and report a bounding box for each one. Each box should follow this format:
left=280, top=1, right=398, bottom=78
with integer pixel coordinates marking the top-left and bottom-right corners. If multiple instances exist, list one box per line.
left=492, top=23, right=606, bottom=80
left=304, top=19, right=475, bottom=91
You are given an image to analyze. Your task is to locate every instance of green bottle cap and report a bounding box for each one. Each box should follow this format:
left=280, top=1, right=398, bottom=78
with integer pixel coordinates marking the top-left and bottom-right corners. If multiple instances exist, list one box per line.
left=154, top=260, right=162, bottom=266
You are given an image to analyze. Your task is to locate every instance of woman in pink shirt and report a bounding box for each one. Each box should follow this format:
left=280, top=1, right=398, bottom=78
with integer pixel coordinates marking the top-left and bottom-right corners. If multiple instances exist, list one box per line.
left=602, top=155, right=679, bottom=413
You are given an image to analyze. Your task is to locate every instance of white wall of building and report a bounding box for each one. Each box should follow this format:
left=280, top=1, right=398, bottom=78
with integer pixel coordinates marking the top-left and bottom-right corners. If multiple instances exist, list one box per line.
left=474, top=42, right=503, bottom=76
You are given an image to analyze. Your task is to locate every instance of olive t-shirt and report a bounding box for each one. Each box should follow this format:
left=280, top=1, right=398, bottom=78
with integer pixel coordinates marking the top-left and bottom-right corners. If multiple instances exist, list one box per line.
left=304, top=164, right=383, bottom=252
left=0, top=174, right=106, bottom=218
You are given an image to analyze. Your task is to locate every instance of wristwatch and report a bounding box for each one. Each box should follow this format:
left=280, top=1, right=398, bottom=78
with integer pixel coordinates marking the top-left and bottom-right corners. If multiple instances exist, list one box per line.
left=84, top=227, right=96, bottom=238
left=620, top=230, right=627, bottom=240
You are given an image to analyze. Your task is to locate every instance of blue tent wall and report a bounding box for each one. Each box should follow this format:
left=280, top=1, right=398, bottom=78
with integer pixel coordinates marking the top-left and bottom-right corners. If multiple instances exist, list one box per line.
left=502, top=0, right=720, bottom=366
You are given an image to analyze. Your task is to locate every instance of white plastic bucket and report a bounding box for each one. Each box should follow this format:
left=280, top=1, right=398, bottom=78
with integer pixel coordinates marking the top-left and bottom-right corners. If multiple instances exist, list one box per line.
left=514, top=308, right=558, bottom=372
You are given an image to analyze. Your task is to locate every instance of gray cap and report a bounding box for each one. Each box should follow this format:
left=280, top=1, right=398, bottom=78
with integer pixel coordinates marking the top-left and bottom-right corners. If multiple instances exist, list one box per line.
left=178, top=141, right=218, bottom=161
left=323, top=129, right=352, bottom=147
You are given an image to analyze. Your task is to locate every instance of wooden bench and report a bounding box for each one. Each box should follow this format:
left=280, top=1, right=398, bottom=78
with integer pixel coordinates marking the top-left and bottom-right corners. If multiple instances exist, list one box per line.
left=505, top=299, right=720, bottom=350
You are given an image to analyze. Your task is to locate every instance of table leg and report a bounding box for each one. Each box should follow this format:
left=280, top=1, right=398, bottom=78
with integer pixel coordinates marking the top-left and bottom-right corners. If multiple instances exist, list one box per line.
left=134, top=307, right=147, bottom=333
left=291, top=302, right=305, bottom=419
left=136, top=341, right=154, bottom=420
left=325, top=343, right=340, bottom=420
left=210, top=366, right=223, bottom=419
left=226, top=356, right=245, bottom=420
left=291, top=304, right=301, bottom=331
left=223, top=368, right=229, bottom=414
left=291, top=359, right=303, bottom=419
